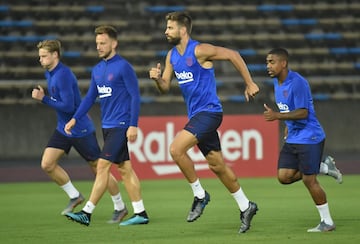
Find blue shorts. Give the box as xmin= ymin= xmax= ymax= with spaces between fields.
xmin=184 ymin=112 xmax=222 ymax=156
xmin=101 ymin=127 xmax=129 ymax=164
xmin=278 ymin=140 xmax=325 ymax=175
xmin=46 ymin=129 xmax=100 ymax=161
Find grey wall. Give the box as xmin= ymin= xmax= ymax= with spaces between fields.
xmin=0 ymin=100 xmax=358 ymax=159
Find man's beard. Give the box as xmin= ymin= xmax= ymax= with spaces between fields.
xmin=167 ymin=36 xmax=181 ymax=46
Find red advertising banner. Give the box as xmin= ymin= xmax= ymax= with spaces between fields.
xmin=111 ymin=115 xmax=279 ymax=180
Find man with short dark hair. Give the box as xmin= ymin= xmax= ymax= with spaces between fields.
xmin=149 ymin=12 xmax=259 ymax=234
xmin=264 ymin=47 xmax=342 ymax=232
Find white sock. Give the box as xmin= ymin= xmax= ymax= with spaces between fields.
xmin=231 ymin=187 xmax=250 ymax=212
xmin=132 ymin=200 xmax=145 ymax=214
xmin=82 ymin=201 xmax=96 ymax=214
xmin=316 ymin=202 xmax=334 ymax=225
xmin=319 ymin=161 xmax=328 ymax=174
xmin=111 ymin=193 xmax=125 ymax=211
xmin=190 ymin=179 xmax=205 ymax=199
xmin=61 ymin=181 xmax=80 ymax=199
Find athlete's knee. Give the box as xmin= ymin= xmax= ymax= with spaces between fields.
xmin=207 ymin=161 xmax=224 ymax=174
xmin=277 ymin=176 xmax=293 ymax=184
xmin=206 ymin=151 xmax=225 ymax=173
xmin=278 ymin=173 xmax=302 ymax=184
xmin=169 ymin=143 xmax=183 ymax=160
xmin=277 ymin=172 xmax=295 ymax=184
xmin=41 ymin=159 xmax=56 ymax=173
xmin=208 ymin=161 xmax=227 ymax=175
xmin=278 ymin=168 xmax=303 ymax=184
xmin=96 ymin=159 xmax=112 ymax=174
xmin=40 ymin=148 xmax=64 ymax=173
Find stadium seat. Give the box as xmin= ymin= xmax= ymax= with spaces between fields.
xmin=0 ymin=5 xmax=9 ymax=12
xmin=62 ymin=51 xmax=82 ymax=58
xmin=85 ymin=6 xmax=105 ymax=13
xmin=238 ymin=49 xmax=257 ymax=56
xmin=281 ymin=18 xmax=317 ymax=26
xmin=257 ymin=4 xmax=294 ymax=12
xmin=304 ymin=33 xmax=342 ymax=40
xmin=145 ymin=5 xmax=185 ymax=13
xmin=312 ymin=93 xmax=331 ymax=101
xmin=0 ymin=20 xmax=32 ymax=27
xmin=0 ymin=36 xmax=18 ymax=42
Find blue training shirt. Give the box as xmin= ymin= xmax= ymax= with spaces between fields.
xmin=42 ymin=62 xmax=95 ymax=137
xmin=73 ymin=54 xmax=140 ymax=129
xmin=274 ymin=70 xmax=325 ymax=144
xmin=170 ymin=39 xmax=222 ymax=119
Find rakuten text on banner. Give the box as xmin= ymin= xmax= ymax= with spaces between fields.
xmin=112 ymin=115 xmax=279 ymax=179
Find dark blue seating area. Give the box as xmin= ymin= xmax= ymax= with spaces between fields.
xmin=0 ymin=0 xmax=359 ymax=102
xmin=281 ymin=18 xmax=317 ymax=26
xmin=0 ymin=20 xmax=32 ymax=27
xmin=257 ymin=4 xmax=293 ymax=12
xmin=304 ymin=33 xmax=343 ymax=40
xmin=85 ymin=6 xmax=105 ymax=13
xmin=0 ymin=35 xmax=56 ymax=42
xmin=330 ymin=47 xmax=360 ymax=55
xmin=145 ymin=5 xmax=186 ymax=13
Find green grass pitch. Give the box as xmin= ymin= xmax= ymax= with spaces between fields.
xmin=0 ymin=175 xmax=359 ymax=244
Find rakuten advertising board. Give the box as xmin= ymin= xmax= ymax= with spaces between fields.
xmin=112 ymin=115 xmax=279 ymax=179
